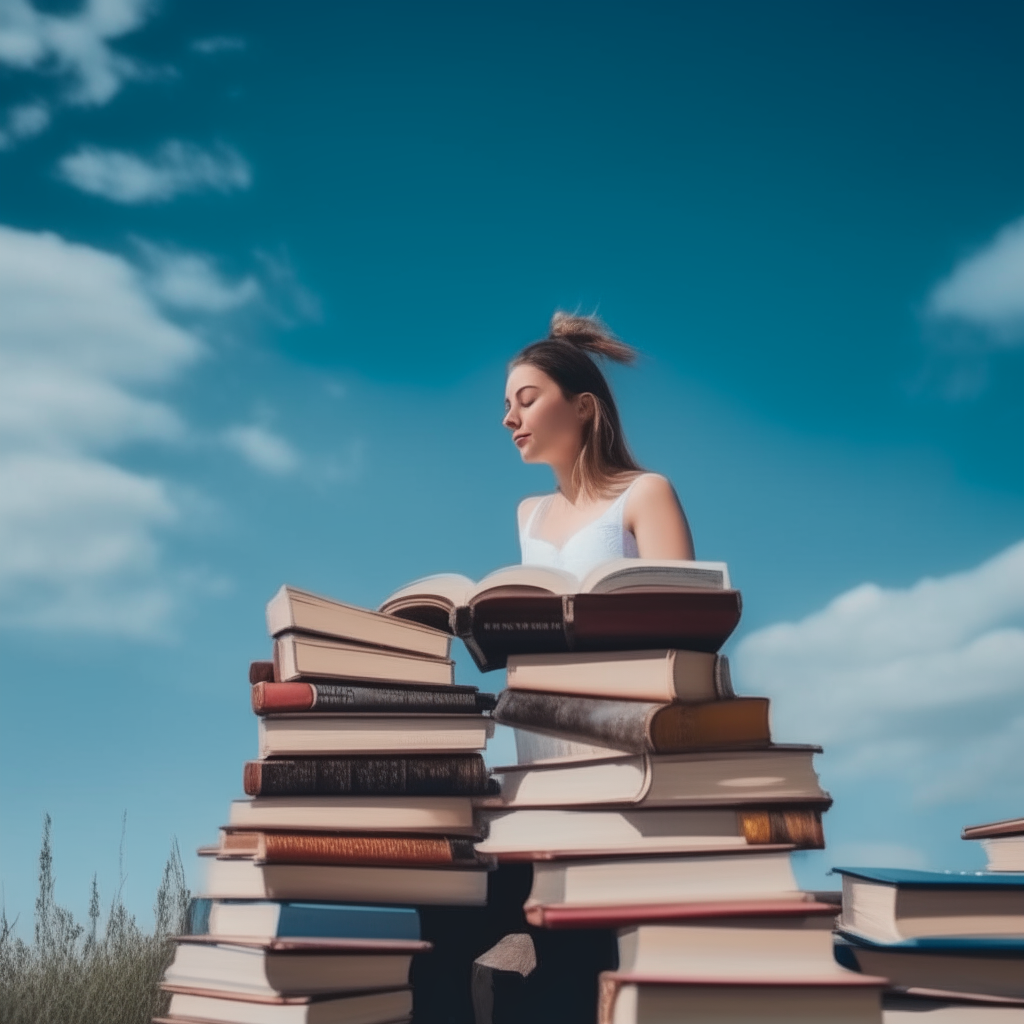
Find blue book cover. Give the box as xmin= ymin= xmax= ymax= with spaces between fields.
xmin=837 ymin=931 xmax=1024 ymax=955
xmin=832 ymin=866 xmax=1024 ymax=889
xmin=188 ymin=898 xmax=421 ymax=939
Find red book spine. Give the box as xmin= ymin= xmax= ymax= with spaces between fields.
xmin=251 ymin=681 xmax=314 ymax=714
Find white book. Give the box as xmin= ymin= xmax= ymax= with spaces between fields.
xmin=202 ymin=857 xmax=488 ymax=906
xmin=227 ymin=796 xmax=477 ymax=834
xmin=164 ymin=987 xmax=411 ymax=1024
xmin=258 ymin=714 xmax=493 ymax=757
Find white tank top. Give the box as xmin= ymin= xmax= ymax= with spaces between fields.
xmin=518 ymin=476 xmax=642 ymax=581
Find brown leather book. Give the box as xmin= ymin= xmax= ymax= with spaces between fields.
xmin=251 ymin=680 xmax=495 ymax=715
xmin=526 ymin=897 xmax=838 ymax=930
xmin=456 ymin=590 xmax=743 ymax=672
xmin=218 ymin=830 xmax=479 ymax=867
xmin=243 ymin=754 xmax=494 ymax=798
xmin=495 ymin=692 xmax=770 ymax=756
xmin=739 ymin=808 xmax=825 ymax=849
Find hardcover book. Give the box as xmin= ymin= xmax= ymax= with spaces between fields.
xmin=274 ymin=633 xmax=454 ymax=686
xmin=201 ymin=858 xmax=490 ymax=906
xmin=251 ymin=681 xmax=496 ymax=715
xmin=267 ymin=584 xmax=451 ymax=659
xmin=494 ymin=691 xmax=769 ymax=757
xmin=256 ymin=714 xmax=494 ymax=758
xmin=503 ymin=649 xmax=732 ymax=703
xmin=162 ymin=986 xmax=412 ymax=1024
xmin=188 ymin=900 xmax=422 ymax=941
xmin=486 ymin=746 xmax=827 ymax=808
xmin=163 ymin=935 xmax=429 ymax=997
xmin=243 ymin=755 xmax=493 ymax=798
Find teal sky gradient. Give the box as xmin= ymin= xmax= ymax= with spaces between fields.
xmin=1 ymin=0 xmax=1021 ymax=927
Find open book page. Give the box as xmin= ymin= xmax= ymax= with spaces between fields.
xmin=579 ymin=558 xmax=731 ymax=593
xmin=379 ymin=574 xmax=475 ymax=612
xmin=468 ymin=564 xmax=579 ymax=600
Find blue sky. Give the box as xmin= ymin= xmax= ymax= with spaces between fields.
xmin=1 ymin=0 xmax=1022 ymax=928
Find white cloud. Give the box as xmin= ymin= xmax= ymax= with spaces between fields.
xmin=0 ymin=99 xmax=51 ymax=149
xmin=134 ymin=240 xmax=261 ymax=313
xmin=926 ymin=216 xmax=1024 ymax=344
xmin=190 ymin=35 xmax=245 ymax=55
xmin=221 ymin=425 xmax=300 ymax=475
xmin=0 ymin=0 xmax=153 ymax=114
xmin=57 ymin=140 xmax=251 ymax=204
xmin=733 ymin=541 xmax=1024 ymax=804
xmin=0 ymin=224 xmax=201 ymax=636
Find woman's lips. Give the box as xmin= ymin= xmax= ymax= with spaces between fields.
xmin=515 ymin=434 xmax=531 ymax=448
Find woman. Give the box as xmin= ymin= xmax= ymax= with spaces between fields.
xmin=502 ymin=311 xmax=695 ymax=579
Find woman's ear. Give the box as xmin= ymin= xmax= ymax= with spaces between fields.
xmin=576 ymin=393 xmax=595 ymax=422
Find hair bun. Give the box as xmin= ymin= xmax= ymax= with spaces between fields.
xmin=548 ymin=310 xmax=637 ymax=365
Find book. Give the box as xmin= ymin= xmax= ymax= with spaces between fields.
xmin=188 ymin=900 xmax=421 ymax=941
xmin=524 ymin=896 xmax=838 ymax=930
xmin=380 ymin=558 xmax=732 ymax=623
xmin=274 ymin=633 xmax=454 ymax=686
xmin=215 ymin=831 xmax=479 ymax=868
xmin=266 ymin=584 xmax=451 ymax=659
xmin=251 ymin=681 xmax=496 ymax=716
xmin=380 ymin=564 xmax=741 ymax=672
xmin=494 ymin=692 xmax=769 ymax=757
xmin=525 ymin=848 xmax=801 ymax=909
xmin=838 ymin=934 xmax=1024 ymax=1001
xmin=883 ymin=990 xmax=1024 ymax=1021
xmin=617 ymin=914 xmax=855 ymax=980
xmin=503 ymin=649 xmax=732 ymax=703
xmin=251 ymin=660 xmax=276 ymax=683
xmin=475 ymin=806 xmax=826 ymax=859
xmin=227 ymin=796 xmax=478 ymax=834
xmin=243 ymin=756 xmax=493 ymax=798
xmin=963 ymin=817 xmax=1024 ymax=872
xmin=162 ymin=986 xmax=412 ymax=1024
xmin=201 ymin=858 xmax=490 ymax=906
xmin=456 ymin=590 xmax=743 ymax=672
xmin=256 ymin=715 xmax=494 ymax=758
xmin=597 ymin=973 xmax=885 ymax=1024
xmin=486 ymin=746 xmax=827 ymax=808
xmin=163 ymin=935 xmax=429 ymax=997
xmin=835 ymin=867 xmax=1024 ymax=943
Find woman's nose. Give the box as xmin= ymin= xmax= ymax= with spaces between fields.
xmin=502 ymin=407 xmax=518 ymax=429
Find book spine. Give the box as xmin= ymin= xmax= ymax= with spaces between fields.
xmin=494 ymin=690 xmax=652 ymax=752
xmin=250 ymin=660 xmax=276 ymax=684
xmin=243 ymin=755 xmax=493 ymax=797
xmin=715 ymin=655 xmax=734 ymax=699
xmin=258 ymin=833 xmax=478 ymax=866
xmin=251 ymin=681 xmax=489 ymax=715
xmin=739 ymin=809 xmax=825 ymax=850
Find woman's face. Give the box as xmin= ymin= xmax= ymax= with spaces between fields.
xmin=503 ymin=362 xmax=587 ymax=466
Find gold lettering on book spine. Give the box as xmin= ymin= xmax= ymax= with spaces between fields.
xmin=562 ymin=594 xmax=575 ymax=650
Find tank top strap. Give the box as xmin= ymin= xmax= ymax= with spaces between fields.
xmin=520 ymin=494 xmax=552 ymax=540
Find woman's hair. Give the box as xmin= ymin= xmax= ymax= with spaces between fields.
xmin=510 ymin=311 xmax=644 ymax=499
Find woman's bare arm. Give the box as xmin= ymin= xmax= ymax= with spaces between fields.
xmin=626 ymin=473 xmax=695 ymax=560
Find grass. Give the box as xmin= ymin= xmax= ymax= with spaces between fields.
xmin=0 ymin=814 xmax=191 ymax=1024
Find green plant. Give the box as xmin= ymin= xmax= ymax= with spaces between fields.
xmin=0 ymin=814 xmax=190 ymax=1024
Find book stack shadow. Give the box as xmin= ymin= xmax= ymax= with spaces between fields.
xmin=835 ymin=814 xmax=1024 ymax=1022
xmin=154 ymin=586 xmax=497 ymax=1024
xmin=457 ymin=560 xmax=890 ymax=1024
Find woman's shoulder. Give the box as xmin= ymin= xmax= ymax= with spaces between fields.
xmin=619 ymin=471 xmax=676 ymax=500
xmin=516 ymin=493 xmax=549 ymax=530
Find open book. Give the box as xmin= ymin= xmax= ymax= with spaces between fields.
xmin=379 ymin=559 xmax=740 ymax=671
xmin=380 ymin=558 xmax=730 ymax=627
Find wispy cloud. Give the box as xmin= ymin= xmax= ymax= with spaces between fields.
xmin=134 ymin=240 xmax=261 ymax=313
xmin=0 ymin=223 xmax=200 ymax=636
xmin=221 ymin=424 xmax=300 ymax=475
xmin=733 ymin=541 xmax=1024 ymax=805
xmin=190 ymin=35 xmax=245 ymax=55
xmin=0 ymin=0 xmax=157 ymax=146
xmin=57 ymin=140 xmax=251 ymax=204
xmin=926 ymin=215 xmax=1024 ymax=345
xmin=0 ymin=99 xmax=51 ymax=150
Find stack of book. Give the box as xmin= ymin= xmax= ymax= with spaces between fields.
xmin=380 ymin=559 xmax=887 ymax=1023
xmin=155 ymin=585 xmax=497 ymax=1024
xmin=834 ymin=815 xmax=1024 ymax=1021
